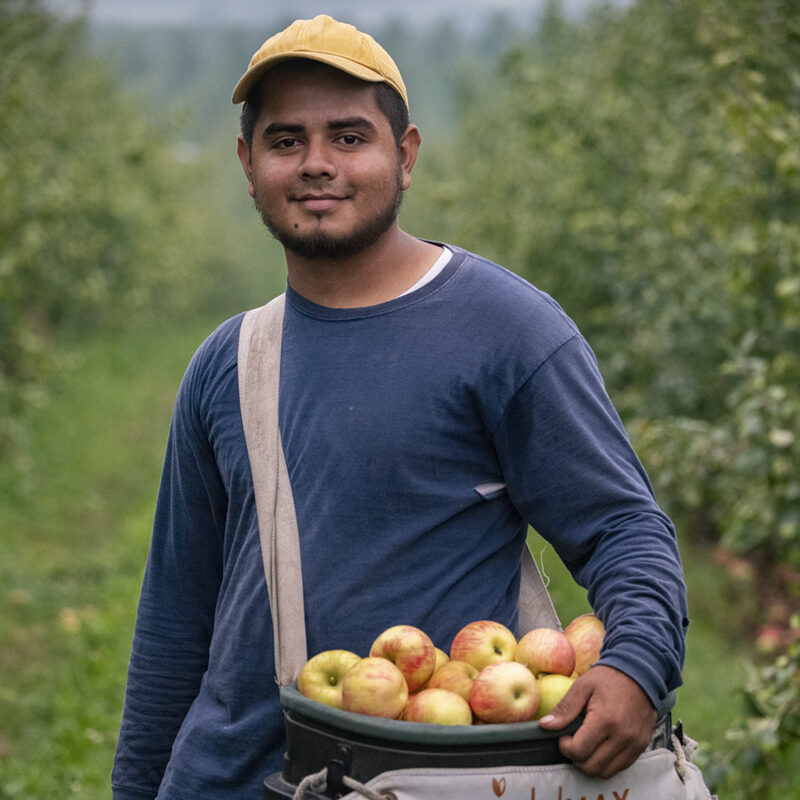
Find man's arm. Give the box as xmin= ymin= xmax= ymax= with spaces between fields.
xmin=494 ymin=334 xmax=688 ymax=774
xmin=112 ymin=368 xmax=225 ymax=799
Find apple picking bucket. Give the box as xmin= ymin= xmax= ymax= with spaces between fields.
xmin=262 ymin=684 xmax=677 ymax=799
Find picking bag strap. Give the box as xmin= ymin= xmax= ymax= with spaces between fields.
xmin=519 ymin=542 xmax=562 ymax=632
xmin=238 ymin=294 xmax=308 ymax=685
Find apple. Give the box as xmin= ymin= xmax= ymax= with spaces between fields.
xmin=515 ymin=627 xmax=576 ymax=677
xmin=403 ymin=688 xmax=473 ymax=725
xmin=534 ymin=673 xmax=575 ymax=719
xmin=341 ymin=656 xmax=409 ymax=719
xmin=469 ymin=661 xmax=540 ymax=723
xmin=370 ymin=625 xmax=437 ymax=692
xmin=425 ymin=659 xmax=479 ymax=702
xmin=433 ymin=647 xmax=450 ymax=672
xmin=563 ymin=613 xmax=605 ymax=675
xmin=449 ymin=620 xmax=518 ymax=671
xmin=413 ymin=647 xmax=451 ymax=693
xmin=296 ymin=649 xmax=362 ymax=709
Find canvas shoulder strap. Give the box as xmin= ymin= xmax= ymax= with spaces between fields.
xmin=519 ymin=543 xmax=562 ymax=632
xmin=237 ymin=293 xmax=561 ymax=684
xmin=238 ymin=294 xmax=308 ymax=685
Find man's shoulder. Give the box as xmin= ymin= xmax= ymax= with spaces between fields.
xmin=446 ymin=245 xmax=580 ymax=338
xmin=176 ymin=310 xmax=249 ymax=407
xmin=189 ymin=311 xmax=246 ymax=370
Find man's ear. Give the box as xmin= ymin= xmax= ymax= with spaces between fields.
xmin=236 ymin=135 xmax=255 ymax=198
xmin=398 ymin=124 xmax=422 ymax=191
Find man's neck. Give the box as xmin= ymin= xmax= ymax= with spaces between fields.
xmin=284 ymin=227 xmax=443 ymax=308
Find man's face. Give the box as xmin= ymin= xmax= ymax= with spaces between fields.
xmin=238 ymin=63 xmax=415 ymax=261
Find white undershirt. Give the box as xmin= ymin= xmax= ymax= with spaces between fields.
xmin=396 ymin=246 xmax=452 ymax=298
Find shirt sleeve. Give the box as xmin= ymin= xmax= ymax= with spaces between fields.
xmin=111 ymin=354 xmax=226 ymax=799
xmin=493 ymin=334 xmax=689 ymax=707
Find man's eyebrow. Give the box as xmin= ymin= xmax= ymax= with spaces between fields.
xmin=263 ymin=121 xmax=304 ymax=137
xmin=262 ymin=117 xmax=376 ymax=138
xmin=327 ymin=116 xmax=376 ymax=133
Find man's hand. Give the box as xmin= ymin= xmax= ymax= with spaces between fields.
xmin=538 ymin=665 xmax=657 ymax=779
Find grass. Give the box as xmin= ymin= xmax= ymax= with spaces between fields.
xmin=0 ymin=316 xmax=776 ymax=798
xmin=0 ymin=318 xmax=215 ymax=799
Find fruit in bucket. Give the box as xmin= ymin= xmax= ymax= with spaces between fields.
xmin=296 ymin=649 xmax=362 ymax=710
xmin=404 ymin=688 xmax=473 ymax=725
xmin=414 ymin=647 xmax=451 ymax=692
xmin=469 ymin=661 xmax=540 ymax=723
xmin=425 ymin=659 xmax=478 ymax=702
xmin=449 ymin=620 xmax=517 ymax=671
xmin=296 ymin=611 xmax=603 ymax=726
xmin=563 ymin=613 xmax=605 ymax=675
xmin=370 ymin=624 xmax=438 ymax=692
xmin=534 ymin=673 xmax=576 ymax=719
xmin=340 ymin=656 xmax=409 ymax=719
xmin=515 ymin=628 xmax=576 ymax=677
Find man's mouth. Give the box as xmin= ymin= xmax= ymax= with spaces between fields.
xmin=294 ymin=193 xmax=347 ymax=212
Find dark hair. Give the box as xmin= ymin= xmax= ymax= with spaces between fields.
xmin=373 ymin=82 xmax=410 ymax=145
xmin=239 ymin=62 xmax=409 ymax=150
xmin=240 ymin=96 xmax=261 ymax=150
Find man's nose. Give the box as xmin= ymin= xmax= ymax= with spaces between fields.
xmin=300 ymin=138 xmax=336 ymax=180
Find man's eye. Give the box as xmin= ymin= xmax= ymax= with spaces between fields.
xmin=339 ymin=134 xmax=362 ymax=145
xmin=275 ymin=138 xmax=299 ymax=149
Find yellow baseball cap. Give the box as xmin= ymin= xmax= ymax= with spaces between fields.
xmin=231 ymin=14 xmax=408 ymax=108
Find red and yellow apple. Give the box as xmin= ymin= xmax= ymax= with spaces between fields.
xmin=449 ymin=620 xmax=518 ymax=671
xmin=534 ymin=673 xmax=575 ymax=719
xmin=403 ymin=688 xmax=473 ymax=725
xmin=340 ymin=656 xmax=409 ymax=719
xmin=563 ymin=613 xmax=605 ymax=675
xmin=296 ymin=649 xmax=362 ymax=709
xmin=413 ymin=647 xmax=451 ymax=693
xmin=469 ymin=661 xmax=540 ymax=723
xmin=425 ymin=659 xmax=479 ymax=702
xmin=515 ymin=627 xmax=576 ymax=677
xmin=370 ymin=624 xmax=437 ymax=692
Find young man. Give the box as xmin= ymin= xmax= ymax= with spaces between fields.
xmin=112 ymin=15 xmax=688 ymax=800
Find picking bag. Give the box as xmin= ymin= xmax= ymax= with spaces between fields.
xmin=261 ymin=685 xmax=712 ymax=800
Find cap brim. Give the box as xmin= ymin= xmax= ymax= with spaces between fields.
xmin=232 ymin=52 xmax=395 ymax=104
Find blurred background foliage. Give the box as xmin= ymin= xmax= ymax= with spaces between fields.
xmin=0 ymin=0 xmax=278 ymax=466
xmin=1 ymin=0 xmax=799 ymax=797
xmin=406 ymin=0 xmax=800 ymax=578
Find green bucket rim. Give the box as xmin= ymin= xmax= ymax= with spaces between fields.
xmin=282 ymin=683 xmax=675 ymax=746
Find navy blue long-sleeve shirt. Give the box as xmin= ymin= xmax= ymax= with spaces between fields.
xmin=112 ymin=245 xmax=688 ymax=799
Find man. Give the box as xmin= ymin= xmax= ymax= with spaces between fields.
xmin=112 ymin=15 xmax=688 ymax=800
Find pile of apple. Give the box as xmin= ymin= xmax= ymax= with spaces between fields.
xmin=296 ymin=614 xmax=604 ymax=726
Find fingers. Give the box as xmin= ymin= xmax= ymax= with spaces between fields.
xmin=538 ymin=665 xmax=657 ymax=779
xmin=538 ymin=680 xmax=589 ymax=730
xmin=558 ymin=715 xmax=651 ymax=778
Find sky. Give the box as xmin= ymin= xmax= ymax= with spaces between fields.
xmin=46 ymin=0 xmax=606 ymax=30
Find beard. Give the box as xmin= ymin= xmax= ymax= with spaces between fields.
xmin=253 ymin=176 xmax=405 ymax=261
